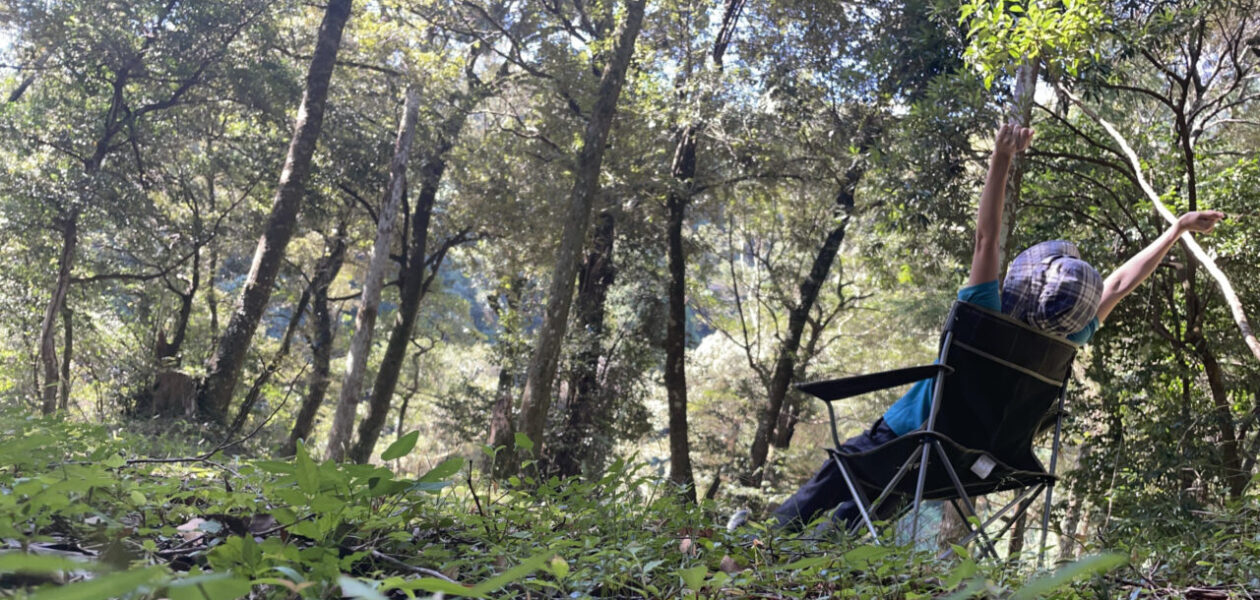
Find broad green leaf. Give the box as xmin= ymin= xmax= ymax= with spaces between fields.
xmin=380 ymin=431 xmax=419 ymax=461
xmin=678 ymin=566 xmax=707 ymax=591
xmin=549 ymin=555 xmax=569 ymax=579
xmin=514 ymin=432 xmax=534 ymax=452
xmin=1010 ymin=553 xmax=1128 ymax=600
xmin=28 ymin=566 xmax=167 ymax=600
xmin=418 ymin=456 xmax=465 ymax=483
xmin=469 ymin=552 xmax=550 ymax=595
xmin=295 ymin=440 xmax=319 ymax=494
xmin=168 ymin=574 xmax=252 ymax=600
xmin=338 ymin=575 xmax=388 ymax=600
xmin=0 ymin=553 xmax=98 ymax=574
xmin=395 ymin=577 xmax=486 ymax=598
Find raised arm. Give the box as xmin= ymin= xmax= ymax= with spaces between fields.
xmin=969 ymin=123 xmax=1034 ymax=286
xmin=1095 ymin=210 xmax=1225 ymax=322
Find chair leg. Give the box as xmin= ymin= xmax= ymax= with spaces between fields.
xmin=910 ymin=442 xmax=932 ymax=546
xmin=1038 ymin=483 xmax=1055 ymax=569
xmin=867 ymin=451 xmax=920 ymax=518
xmin=953 ymin=484 xmax=1043 ymax=551
xmin=832 ymin=454 xmax=880 ymax=542
xmin=931 ymin=441 xmax=999 ymax=559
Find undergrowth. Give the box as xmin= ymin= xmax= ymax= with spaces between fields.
xmin=0 ymin=411 xmax=1223 ymax=599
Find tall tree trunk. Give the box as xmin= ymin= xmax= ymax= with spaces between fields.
xmin=281 ymin=226 xmax=348 ymax=458
xmin=1198 ymin=341 xmax=1247 ymax=499
xmin=657 ymin=0 xmax=747 ymax=496
xmin=998 ymin=60 xmax=1040 ymax=268
xmin=39 ymin=211 xmax=77 ymax=414
xmin=162 ymin=249 xmax=200 ymax=362
xmin=743 ymin=172 xmax=859 ymax=486
xmin=772 ymin=317 xmax=827 ymax=448
xmin=229 ymin=284 xmax=312 ymax=438
xmin=199 ymin=0 xmax=353 ymax=421
xmin=665 ymin=185 xmax=696 ymax=500
xmin=516 ymin=0 xmax=647 ymax=457
xmin=554 ymin=208 xmax=616 ymax=478
xmin=347 ymin=121 xmax=464 ymax=465
xmin=327 ymin=86 xmax=420 ymax=462
xmin=58 ymin=307 xmax=72 ymax=413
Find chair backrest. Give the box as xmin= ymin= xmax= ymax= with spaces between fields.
xmin=929 ymin=302 xmax=1077 ymax=468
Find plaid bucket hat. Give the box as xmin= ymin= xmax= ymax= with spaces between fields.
xmin=1001 ymin=240 xmax=1103 ymax=335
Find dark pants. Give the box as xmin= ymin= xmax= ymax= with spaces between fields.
xmin=771 ymin=418 xmax=901 ymax=533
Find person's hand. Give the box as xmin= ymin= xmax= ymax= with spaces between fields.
xmin=994 ymin=122 xmax=1034 ymax=158
xmin=1176 ymin=210 xmax=1226 ymax=234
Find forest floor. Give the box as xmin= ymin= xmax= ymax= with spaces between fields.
xmin=2 ymin=413 xmax=1259 ymax=599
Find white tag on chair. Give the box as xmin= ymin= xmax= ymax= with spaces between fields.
xmin=971 ymin=455 xmax=996 ymax=479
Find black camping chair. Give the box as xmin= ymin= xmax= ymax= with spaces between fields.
xmin=796 ymin=301 xmax=1076 ymax=565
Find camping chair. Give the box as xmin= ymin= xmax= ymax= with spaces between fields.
xmin=796 ymin=301 xmax=1076 ymax=566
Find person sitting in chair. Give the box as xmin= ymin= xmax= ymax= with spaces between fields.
xmin=768 ymin=122 xmax=1225 ymax=534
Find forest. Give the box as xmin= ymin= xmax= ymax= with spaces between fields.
xmin=0 ymin=0 xmax=1258 ymax=597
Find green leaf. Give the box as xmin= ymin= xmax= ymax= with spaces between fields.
xmin=380 ymin=431 xmax=419 ymax=461
xmin=549 ymin=555 xmax=569 ymax=579
xmin=295 ymin=440 xmax=319 ymax=494
xmin=28 ymin=566 xmax=167 ymax=600
xmin=0 ymin=554 xmax=98 ymax=574
xmin=168 ymin=574 xmax=253 ymax=600
xmin=678 ymin=566 xmax=707 ymax=591
xmin=1010 ymin=553 xmax=1128 ymax=600
xmin=338 ymin=575 xmax=388 ymax=600
xmin=418 ymin=456 xmax=465 ymax=484
xmin=469 ymin=552 xmax=550 ymax=595
xmin=395 ymin=577 xmax=486 ymax=598
xmin=514 ymin=433 xmax=534 ymax=452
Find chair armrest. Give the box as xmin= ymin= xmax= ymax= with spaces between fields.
xmin=795 ymin=364 xmax=953 ymax=403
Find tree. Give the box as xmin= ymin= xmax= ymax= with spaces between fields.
xmin=516 ymin=0 xmax=648 ymax=458
xmin=199 ymin=0 xmax=354 ymax=421
xmin=326 ymin=86 xmax=419 ymax=461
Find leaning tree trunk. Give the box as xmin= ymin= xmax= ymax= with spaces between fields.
xmin=281 ymin=227 xmax=348 ymax=458
xmin=516 ymin=0 xmax=647 ymax=458
xmin=199 ymin=0 xmax=353 ymax=422
xmin=39 ymin=211 xmax=77 ymax=414
xmin=554 ymin=208 xmax=617 ymax=478
xmin=743 ymin=170 xmax=860 ymax=486
xmin=327 ymin=86 xmax=420 ymax=462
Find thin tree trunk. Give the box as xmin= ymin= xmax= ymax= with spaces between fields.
xmin=347 ymin=123 xmax=463 ymax=465
xmin=39 ymin=211 xmax=77 ymax=414
xmin=1198 ymin=343 xmax=1247 ymax=499
xmin=327 ymin=86 xmax=420 ymax=462
xmin=555 ymin=208 xmax=617 ymax=478
xmin=163 ymin=249 xmax=200 ymax=362
xmin=207 ymin=247 xmax=220 ymax=338
xmin=487 ymin=279 xmax=525 ymax=478
xmin=743 ymin=173 xmax=859 ymax=486
xmin=516 ymin=0 xmax=647 ymax=457
xmin=998 ymin=61 xmax=1039 ymax=268
xmin=199 ymin=0 xmax=353 ymax=421
xmin=58 ymin=307 xmax=72 ymax=412
xmin=229 ymin=284 xmax=312 ymax=438
xmin=1008 ymin=513 xmax=1027 ymax=558
xmin=665 ymin=177 xmax=697 ymax=500
xmin=281 ymin=226 xmax=348 ymax=458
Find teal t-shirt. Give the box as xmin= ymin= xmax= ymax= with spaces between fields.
xmin=880 ymin=280 xmax=1099 ymax=435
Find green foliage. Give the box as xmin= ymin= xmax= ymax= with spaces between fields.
xmin=960 ymin=0 xmax=1106 ymax=85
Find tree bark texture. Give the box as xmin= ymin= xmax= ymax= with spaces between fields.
xmin=743 ymin=171 xmax=859 ymax=486
xmin=327 ymin=86 xmax=421 ymax=462
xmin=199 ymin=0 xmax=353 ymax=421
xmin=516 ymin=0 xmax=647 ymax=457
xmin=554 ymin=208 xmax=616 ymax=478
xmin=40 ymin=212 xmax=77 ymax=414
xmin=665 ymin=126 xmax=699 ymax=500
xmin=229 ymin=284 xmax=311 ymax=438
xmin=282 ymin=229 xmax=348 ymax=458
